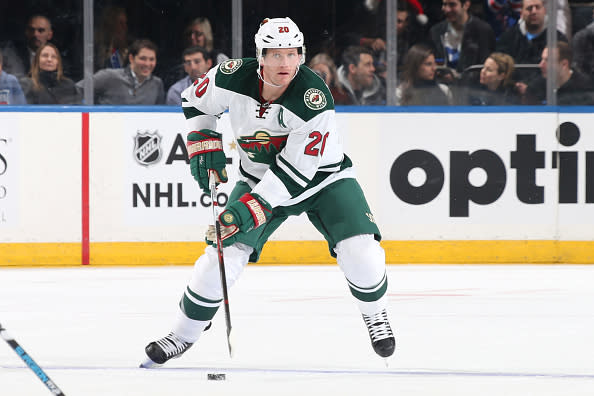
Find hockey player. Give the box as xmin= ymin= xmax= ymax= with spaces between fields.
xmin=140 ymin=17 xmax=395 ymax=368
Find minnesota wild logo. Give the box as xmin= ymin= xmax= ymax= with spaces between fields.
xmin=237 ymin=130 xmax=288 ymax=164
xmin=304 ymin=88 xmax=327 ymax=110
xmin=220 ymin=59 xmax=243 ymax=74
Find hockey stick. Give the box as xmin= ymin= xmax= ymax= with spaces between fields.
xmin=209 ymin=171 xmax=234 ymax=358
xmin=0 ymin=322 xmax=66 ymax=395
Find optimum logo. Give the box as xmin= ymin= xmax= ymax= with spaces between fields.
xmin=390 ymin=122 xmax=594 ymax=217
xmin=133 ymin=130 xmax=162 ymax=166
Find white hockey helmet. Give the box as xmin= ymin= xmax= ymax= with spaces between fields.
xmin=254 ymin=17 xmax=306 ymax=65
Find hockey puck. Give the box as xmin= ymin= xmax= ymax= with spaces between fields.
xmin=207 ymin=373 xmax=226 ymax=381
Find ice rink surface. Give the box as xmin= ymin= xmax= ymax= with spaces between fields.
xmin=1 ymin=264 xmax=594 ymax=396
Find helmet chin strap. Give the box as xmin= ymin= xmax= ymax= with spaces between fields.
xmin=257 ymin=60 xmax=300 ymax=88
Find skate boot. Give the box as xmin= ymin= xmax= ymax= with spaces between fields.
xmin=140 ymin=333 xmax=194 ymax=368
xmin=140 ymin=322 xmax=211 ymax=368
xmin=362 ymin=309 xmax=395 ymax=358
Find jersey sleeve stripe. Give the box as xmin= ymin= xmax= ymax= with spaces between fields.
xmin=182 ymin=106 xmax=206 ymax=120
xmin=239 ymin=163 xmax=262 ymax=184
xmin=277 ymin=154 xmax=310 ymax=185
xmin=270 ymin=162 xmax=307 ymax=197
xmin=318 ymin=157 xmax=345 ymax=172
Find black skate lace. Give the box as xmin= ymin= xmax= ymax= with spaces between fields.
xmin=363 ymin=310 xmax=393 ymax=341
xmin=155 ymin=333 xmax=189 ymax=358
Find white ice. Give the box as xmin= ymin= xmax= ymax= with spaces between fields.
xmin=1 ymin=264 xmax=594 ymax=396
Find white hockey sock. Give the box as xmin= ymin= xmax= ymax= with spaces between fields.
xmin=172 ymin=242 xmax=253 ymax=343
xmin=171 ymin=309 xmax=211 ymax=343
xmin=357 ymin=294 xmax=388 ymax=316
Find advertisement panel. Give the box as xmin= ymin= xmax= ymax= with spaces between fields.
xmin=554 ymin=113 xmax=594 ymax=239
xmin=124 ymin=113 xmax=239 ymax=226
xmin=91 ymin=112 xmax=317 ymax=242
xmin=0 ymin=112 xmax=81 ymax=242
xmin=0 ymin=117 xmax=19 ymax=228
xmin=368 ymin=112 xmax=594 ymax=240
xmin=1 ymin=108 xmax=592 ymax=265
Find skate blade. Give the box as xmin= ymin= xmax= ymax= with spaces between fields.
xmin=139 ymin=357 xmax=162 ymax=369
xmin=383 ymin=354 xmax=395 ymax=367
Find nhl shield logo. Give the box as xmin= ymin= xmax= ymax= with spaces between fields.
xmin=133 ymin=130 xmax=162 ymax=166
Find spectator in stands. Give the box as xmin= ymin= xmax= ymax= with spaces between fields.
xmin=184 ymin=17 xmax=229 ymax=65
xmin=485 ymin=0 xmax=522 ymax=38
xmin=19 ymin=43 xmax=80 ymax=104
xmin=496 ymin=0 xmax=567 ymax=64
xmin=334 ymin=45 xmax=385 ymax=105
xmin=166 ymin=46 xmax=212 ymax=106
xmin=308 ymin=53 xmax=338 ymax=89
xmin=572 ymin=11 xmax=594 ymax=80
xmin=384 ymin=3 xmax=428 ymax=78
xmin=394 ymin=3 xmax=429 ymax=69
xmin=163 ymin=16 xmax=229 ymax=90
xmin=460 ymin=52 xmax=520 ymax=105
xmin=78 ymin=39 xmax=164 ymax=105
xmin=396 ymin=44 xmax=454 ymax=105
xmin=486 ymin=0 xmax=571 ymax=39
xmin=429 ymin=0 xmax=496 ymax=77
xmin=338 ymin=0 xmax=428 ymax=79
xmin=308 ymin=52 xmax=356 ymax=108
xmin=0 ymin=49 xmax=27 ymax=104
xmin=521 ymin=42 xmax=594 ymax=105
xmin=95 ymin=6 xmax=130 ymax=70
xmin=571 ymin=2 xmax=593 ymax=34
xmin=1 ymin=15 xmax=54 ymax=78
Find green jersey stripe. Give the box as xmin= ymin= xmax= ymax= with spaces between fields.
xmin=183 ymin=106 xmax=206 ymax=120
xmin=277 ymin=155 xmax=310 ymax=185
xmin=239 ymin=163 xmax=262 ymax=184
xmin=267 ymin=154 xmax=354 ymax=198
xmin=319 ymin=157 xmax=345 ymax=171
xmin=270 ymin=162 xmax=307 ymax=197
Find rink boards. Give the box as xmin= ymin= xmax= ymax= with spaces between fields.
xmin=0 ymin=106 xmax=593 ymax=265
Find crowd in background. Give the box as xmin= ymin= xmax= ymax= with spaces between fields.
xmin=0 ymin=0 xmax=592 ymax=106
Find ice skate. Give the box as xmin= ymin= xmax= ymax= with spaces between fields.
xmin=362 ymin=309 xmax=395 ymax=359
xmin=140 ymin=332 xmax=194 ymax=368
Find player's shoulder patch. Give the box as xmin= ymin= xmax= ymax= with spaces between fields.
xmin=279 ymin=66 xmax=334 ymax=121
xmin=215 ymin=58 xmax=258 ymax=97
xmin=219 ymin=58 xmax=243 ymax=74
xmin=303 ymin=88 xmax=328 ymax=111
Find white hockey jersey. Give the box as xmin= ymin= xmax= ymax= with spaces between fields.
xmin=181 ymin=58 xmax=355 ymax=208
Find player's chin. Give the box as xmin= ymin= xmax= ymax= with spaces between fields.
xmin=275 ymin=75 xmax=292 ymax=85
